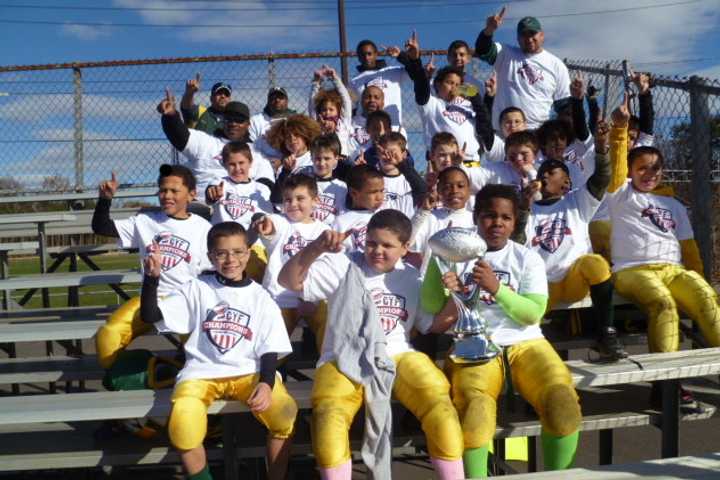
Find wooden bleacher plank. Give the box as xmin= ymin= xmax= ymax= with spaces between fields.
xmin=0 ymin=269 xmax=140 ymax=290
xmin=0 ymin=319 xmax=104 ymax=343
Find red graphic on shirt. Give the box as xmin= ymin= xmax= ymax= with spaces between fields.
xmin=442 ymin=98 xmax=474 ymax=125
xmin=221 ymin=193 xmax=255 ymax=220
xmin=370 ymin=289 xmax=408 ymax=334
xmin=349 ymin=225 xmax=368 ymax=251
xmin=517 ymin=61 xmax=544 ymax=85
xmin=462 ymin=270 xmax=512 ymax=305
xmin=203 ymin=301 xmax=253 ymax=354
xmin=642 ymin=205 xmax=676 ymax=233
xmin=282 ymin=232 xmax=309 ymax=258
xmin=352 ymin=126 xmax=371 ymax=145
xmin=532 ymin=217 xmax=572 ymax=254
xmin=313 ymin=194 xmax=338 ymax=222
xmin=148 ymin=232 xmax=192 ymax=271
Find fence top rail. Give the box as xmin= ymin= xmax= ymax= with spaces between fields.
xmin=0 ymin=188 xmax=157 ymax=205
xmin=0 ymin=49 xmax=450 ymax=73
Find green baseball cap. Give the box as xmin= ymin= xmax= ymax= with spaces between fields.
xmin=517 ymin=16 xmax=542 ymax=35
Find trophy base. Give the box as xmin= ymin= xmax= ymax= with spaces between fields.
xmin=449 ymin=335 xmax=501 ymax=364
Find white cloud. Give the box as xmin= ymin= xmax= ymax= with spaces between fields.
xmin=61 ymin=24 xmax=111 ymax=41
xmin=0 ymin=94 xmax=157 ymax=122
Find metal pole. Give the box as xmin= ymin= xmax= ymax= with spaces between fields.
xmin=602 ymin=62 xmax=611 ymax=119
xmin=688 ymin=75 xmax=713 ymax=278
xmin=72 ymin=67 xmax=84 ymax=191
xmin=337 ymin=0 xmax=349 ymax=84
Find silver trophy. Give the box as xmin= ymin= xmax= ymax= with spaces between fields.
xmin=428 ymin=227 xmax=501 ymax=363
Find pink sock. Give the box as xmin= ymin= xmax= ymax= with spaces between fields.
xmin=431 ymin=457 xmax=465 ymax=480
xmin=319 ymin=459 xmax=352 ymax=480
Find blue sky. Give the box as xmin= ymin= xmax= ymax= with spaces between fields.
xmin=2 ymin=0 xmax=720 ymax=78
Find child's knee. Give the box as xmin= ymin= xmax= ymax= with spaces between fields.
xmin=169 ymin=397 xmax=208 ymax=450
xmin=461 ymin=393 xmax=498 ymax=449
xmin=97 ymin=297 xmax=151 ymax=368
xmin=262 ymin=390 xmax=298 ymax=439
xmin=577 ymin=254 xmax=611 ymax=285
xmin=539 ymin=384 xmax=581 ymax=437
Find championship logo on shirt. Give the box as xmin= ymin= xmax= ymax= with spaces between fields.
xmin=313 ymin=194 xmax=338 ymax=222
xmin=282 ymin=232 xmax=308 ymax=258
xmin=202 ymin=301 xmax=253 ymax=354
xmin=532 ymin=217 xmax=572 ymax=253
xmin=350 ymin=225 xmax=368 ymax=250
xmin=353 ymin=126 xmax=371 ymax=145
xmin=641 ymin=205 xmax=676 ymax=233
xmin=222 ymin=193 xmax=255 ymax=220
xmin=517 ymin=61 xmax=544 ymax=85
xmin=462 ymin=270 xmax=512 ymax=305
xmin=366 ymin=77 xmax=389 ymax=90
xmin=370 ymin=288 xmax=408 ymax=333
xmin=442 ymin=99 xmax=474 ymax=125
xmin=384 ymin=191 xmax=399 ymax=202
xmin=148 ymin=232 xmax=192 ymax=271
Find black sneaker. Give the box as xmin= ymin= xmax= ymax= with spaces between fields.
xmin=597 ymin=327 xmax=628 ymax=360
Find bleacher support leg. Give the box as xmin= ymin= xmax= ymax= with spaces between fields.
xmin=222 ymin=413 xmax=240 ymax=480
xmin=527 ymin=435 xmax=537 ymax=472
xmin=599 ymin=429 xmax=613 ymax=465
xmin=660 ymin=379 xmax=680 ymax=458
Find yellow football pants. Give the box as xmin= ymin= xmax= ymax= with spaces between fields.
xmin=169 ymin=374 xmax=298 ymax=450
xmin=589 ymin=220 xmax=611 ymax=262
xmin=311 ymin=351 xmax=464 ymax=468
xmin=281 ymin=302 xmax=327 ymax=353
xmin=614 ymin=264 xmax=720 ymax=352
xmin=96 ymin=296 xmax=152 ymax=369
xmin=448 ymin=338 xmax=581 ymax=449
xmin=246 ymin=243 xmax=268 ymax=284
xmin=548 ymin=254 xmax=611 ymax=310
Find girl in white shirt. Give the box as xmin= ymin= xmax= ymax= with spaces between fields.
xmin=264 ymin=114 xmax=321 ymax=174
xmin=308 ymin=66 xmax=353 ymax=157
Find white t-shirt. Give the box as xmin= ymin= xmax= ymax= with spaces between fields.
xmin=332 ymin=209 xmax=376 ymax=253
xmin=418 ymin=95 xmax=481 ymax=161
xmin=411 ymin=207 xmax=475 ymax=274
xmin=303 ymin=251 xmax=431 ymax=365
xmin=608 ymin=182 xmax=693 ymax=272
xmin=261 ymin=214 xmax=330 ymax=308
xmin=313 ymin=178 xmax=348 ymax=226
xmin=486 ymin=134 xmax=506 ymax=163
xmin=209 ymin=177 xmax=273 ymax=228
xmin=350 ymin=65 xmax=409 ymax=129
xmin=382 ymin=173 xmax=415 ymax=219
xmin=450 ymin=241 xmax=547 ymax=346
xmin=347 ymin=115 xmax=408 ymax=162
xmin=181 ymin=129 xmax=275 ymax=196
xmin=492 ymin=44 xmax=571 ymax=130
xmin=157 ymin=274 xmax=291 ymax=383
xmin=525 ymin=186 xmax=600 ymax=282
xmin=114 ymin=211 xmax=212 ymax=296
xmin=463 ymin=162 xmax=536 ymax=194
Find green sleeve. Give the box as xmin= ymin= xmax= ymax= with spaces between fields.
xmin=421 ymin=257 xmax=450 ymax=314
xmin=494 ymin=284 xmax=547 ymax=326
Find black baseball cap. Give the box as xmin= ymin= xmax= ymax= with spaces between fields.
xmin=223 ymin=101 xmax=250 ymax=122
xmin=517 ymin=16 xmax=542 ymax=35
xmin=268 ymin=87 xmax=288 ymax=99
xmin=211 ymin=82 xmax=232 ymax=96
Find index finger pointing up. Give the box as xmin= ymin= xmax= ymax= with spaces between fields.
xmin=498 ymin=6 xmax=507 ymax=19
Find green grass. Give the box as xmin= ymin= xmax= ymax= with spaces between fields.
xmin=7 ymin=252 xmax=141 ymax=309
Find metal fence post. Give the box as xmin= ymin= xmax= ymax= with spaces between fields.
xmin=72 ymin=67 xmax=84 ymax=191
xmin=688 ymin=75 xmax=713 ymax=278
xmin=602 ymin=62 xmax=611 ymax=119
xmin=267 ymin=55 xmax=276 ymax=90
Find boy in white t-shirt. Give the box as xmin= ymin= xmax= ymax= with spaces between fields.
xmin=422 ymin=184 xmax=581 ymax=478
xmin=278 ymin=209 xmax=465 ymax=479
xmin=140 ymin=222 xmax=297 ymax=480
xmin=519 ymin=121 xmax=626 ymax=360
xmin=331 ymin=165 xmax=386 ymax=252
xmin=253 ymin=174 xmax=330 ymax=351
xmin=205 ymin=142 xmax=273 ymax=282
xmin=92 ymin=165 xmax=212 ymax=370
xmin=482 ymin=106 xmax=529 ymax=163
xmin=376 ymin=131 xmax=427 ymax=219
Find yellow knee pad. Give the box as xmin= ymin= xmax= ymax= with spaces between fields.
xmin=311 ymin=398 xmax=355 ymax=467
xmin=169 ymin=396 xmax=208 ymax=451
xmin=459 ymin=393 xmax=498 ymax=449
xmin=576 ymin=254 xmax=611 ymax=286
xmin=589 ymin=220 xmax=611 ymax=262
xmin=96 ymin=297 xmax=152 ymax=369
xmin=539 ymin=383 xmax=581 ymax=437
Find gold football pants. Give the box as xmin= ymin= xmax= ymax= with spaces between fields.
xmin=281 ymin=302 xmax=327 ymax=353
xmin=169 ymin=374 xmax=297 ymax=450
xmin=96 ymin=296 xmax=152 ymax=369
xmin=548 ymin=254 xmax=611 ymax=309
xmin=614 ymin=263 xmax=720 ymax=352
xmin=311 ymin=350 xmax=464 ymax=468
xmin=448 ymin=338 xmax=581 ymax=449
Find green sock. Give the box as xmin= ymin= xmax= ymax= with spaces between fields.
xmin=541 ymin=429 xmax=579 ymax=470
xmin=463 ymin=445 xmax=489 ymax=478
xmin=188 ymin=465 xmax=213 ymax=480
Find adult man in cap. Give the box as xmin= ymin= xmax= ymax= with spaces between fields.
xmin=158 ymin=89 xmax=274 ymax=200
xmin=180 ymin=73 xmax=232 ymax=135
xmin=475 ymin=7 xmax=570 ymax=129
xmin=248 ymin=86 xmax=296 ymax=160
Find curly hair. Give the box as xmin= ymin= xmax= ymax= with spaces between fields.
xmin=314 ymin=89 xmax=344 ymax=117
xmin=265 ymin=114 xmax=322 ymax=155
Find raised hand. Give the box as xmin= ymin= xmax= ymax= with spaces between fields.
xmin=99 ymin=171 xmax=119 ymax=199
xmin=472 ymin=259 xmax=500 ymax=294
xmin=185 ymin=73 xmax=201 ymax=95
xmin=425 ymin=53 xmax=437 ymax=78
xmin=570 ymin=72 xmax=585 ymax=99
xmin=354 ymin=148 xmax=367 ymax=166
xmin=383 ymin=45 xmax=401 ymax=58
xmin=252 ymin=215 xmax=275 ymax=237
xmin=484 ymin=6 xmax=506 ymax=35
xmin=595 ymin=119 xmax=610 ymax=153
xmin=405 ymin=30 xmax=420 ymax=61
xmin=311 ymin=229 xmax=350 ymax=254
xmin=247 ymin=382 xmax=272 ymax=413
xmin=420 ymin=191 xmax=437 ymax=211
xmin=611 ymin=93 xmax=630 ymax=127
xmin=484 ymin=72 xmax=497 ymax=97
xmin=156 ymin=88 xmax=176 ymax=115
xmin=143 ymin=244 xmax=163 ymax=278
xmin=453 ymin=142 xmax=468 ymax=165
xmin=520 ymin=179 xmax=542 ymax=209
xmin=631 ymin=70 xmax=652 ymax=95
xmin=206 ymin=181 xmax=224 ymax=204
xmin=282 ymin=154 xmax=297 ymax=172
